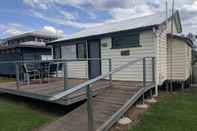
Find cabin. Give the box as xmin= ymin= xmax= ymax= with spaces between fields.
xmin=0 ymin=31 xmax=60 ymax=75
xmin=0 ymin=11 xmax=193 ymax=130
xmin=48 ymin=10 xmax=191 ymax=94
xmin=167 ymin=34 xmax=193 ymax=82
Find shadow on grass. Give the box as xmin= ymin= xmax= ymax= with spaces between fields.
xmin=0 ymin=93 xmax=85 ymax=117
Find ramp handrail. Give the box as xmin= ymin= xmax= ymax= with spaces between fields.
xmin=48 ymin=57 xmax=155 ymax=131
xmin=49 ymin=58 xmax=143 ymax=101
xmin=0 ymin=58 xmax=110 ymax=64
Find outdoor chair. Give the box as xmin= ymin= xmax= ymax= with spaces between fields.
xmin=47 ymin=62 xmax=64 ymax=82
xmin=21 ymin=64 xmax=41 ymax=85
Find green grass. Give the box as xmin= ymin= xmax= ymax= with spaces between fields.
xmin=0 ymin=98 xmax=55 ymax=131
xmin=129 ymin=88 xmax=197 ymax=131
xmin=0 ymin=78 xmax=59 ymax=131
xmin=0 ymin=77 xmax=15 ymax=83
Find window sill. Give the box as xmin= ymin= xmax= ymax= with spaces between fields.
xmin=111 ymin=45 xmax=142 ymax=50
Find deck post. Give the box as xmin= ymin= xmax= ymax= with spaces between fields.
xmin=181 ymin=81 xmax=184 ymax=92
xmin=152 ymin=57 xmax=155 ymax=83
xmin=64 ymin=62 xmax=68 ymax=90
xmin=109 ymin=58 xmax=112 ymax=86
xmin=86 ymin=84 xmax=94 ymax=131
xmin=143 ymin=58 xmax=146 ymax=87
xmin=15 ymin=62 xmax=20 ymax=90
xmin=142 ymin=57 xmax=146 ymax=103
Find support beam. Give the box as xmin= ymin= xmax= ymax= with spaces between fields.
xmin=108 ymin=59 xmax=112 ymax=87
xmin=143 ymin=58 xmax=146 ymax=87
xmin=15 ymin=62 xmax=20 ymax=90
xmin=64 ymin=62 xmax=68 ymax=90
xmin=137 ymin=57 xmax=149 ymax=109
xmin=86 ymin=85 xmax=94 ymax=131
xmin=181 ymin=82 xmax=184 ymax=92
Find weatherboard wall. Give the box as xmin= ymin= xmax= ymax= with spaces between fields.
xmin=61 ymin=45 xmax=88 ymax=79
xmin=167 ymin=38 xmax=192 ymax=81
xmin=156 ymin=19 xmax=179 ymax=85
xmin=101 ymin=30 xmax=155 ymax=81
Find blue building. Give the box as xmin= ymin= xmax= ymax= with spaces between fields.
xmin=0 ymin=30 xmax=60 ymax=75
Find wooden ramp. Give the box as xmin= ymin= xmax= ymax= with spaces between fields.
xmin=39 ymin=82 xmax=154 ymax=131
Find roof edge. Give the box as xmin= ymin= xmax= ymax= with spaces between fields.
xmin=47 ymin=25 xmax=157 ymax=45
xmin=0 ymin=45 xmax=51 ymax=50
xmin=167 ymin=34 xmax=194 ymax=48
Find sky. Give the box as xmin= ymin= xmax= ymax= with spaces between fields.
xmin=0 ymin=0 xmax=197 ymax=39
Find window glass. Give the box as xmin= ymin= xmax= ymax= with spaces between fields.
xmin=61 ymin=45 xmax=76 ymax=59
xmin=112 ymin=32 xmax=140 ymax=49
xmin=53 ymin=46 xmax=61 ymax=59
xmin=77 ymin=43 xmax=87 ymax=59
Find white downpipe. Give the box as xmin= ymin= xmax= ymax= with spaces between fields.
xmin=153 ymin=27 xmax=160 ymax=96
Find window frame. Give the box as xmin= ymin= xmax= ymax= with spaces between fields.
xmin=111 ymin=31 xmax=140 ymax=49
xmin=76 ymin=43 xmax=87 ymax=59
xmin=53 ymin=46 xmax=62 ymax=59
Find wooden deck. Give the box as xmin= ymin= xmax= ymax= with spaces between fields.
xmin=0 ymin=79 xmax=149 ymax=106
xmin=0 ymin=79 xmax=110 ymax=105
xmin=39 ymin=81 xmax=154 ymax=131
xmin=0 ymin=79 xmax=154 ymax=131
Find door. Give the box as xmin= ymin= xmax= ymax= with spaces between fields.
xmin=88 ymin=40 xmax=101 ymax=79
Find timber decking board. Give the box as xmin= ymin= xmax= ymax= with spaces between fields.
xmin=39 ymin=83 xmax=151 ymax=131
xmin=0 ymin=79 xmax=111 ymax=105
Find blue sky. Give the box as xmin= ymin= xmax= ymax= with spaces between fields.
xmin=0 ymin=0 xmax=197 ymax=39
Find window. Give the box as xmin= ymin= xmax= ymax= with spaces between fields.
xmin=121 ymin=50 xmax=130 ymax=56
xmin=53 ymin=46 xmax=61 ymax=59
xmin=61 ymin=45 xmax=76 ymax=59
xmin=112 ymin=32 xmax=140 ymax=49
xmin=76 ymin=43 xmax=87 ymax=59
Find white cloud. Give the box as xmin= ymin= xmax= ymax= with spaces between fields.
xmin=181 ymin=11 xmax=197 ymax=34
xmin=59 ymin=11 xmax=78 ymax=21
xmin=0 ymin=23 xmax=31 ymax=38
xmin=21 ymin=0 xmax=197 ymax=35
xmin=22 ymin=0 xmax=86 ymax=10
xmin=110 ymin=4 xmax=154 ymax=20
xmin=30 ymin=10 xmax=102 ymax=29
xmin=183 ymin=1 xmax=197 ymax=11
xmin=43 ymin=26 xmax=65 ymax=36
xmin=88 ymin=0 xmax=134 ymax=10
xmin=0 ymin=23 xmax=65 ymax=38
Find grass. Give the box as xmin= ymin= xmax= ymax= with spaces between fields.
xmin=0 ymin=78 xmax=61 ymax=131
xmin=129 ymin=88 xmax=197 ymax=131
xmin=0 ymin=97 xmax=57 ymax=131
xmin=0 ymin=76 xmax=15 ymax=83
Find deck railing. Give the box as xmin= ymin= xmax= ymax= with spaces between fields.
xmin=49 ymin=57 xmax=155 ymax=131
xmin=0 ymin=57 xmax=155 ymax=131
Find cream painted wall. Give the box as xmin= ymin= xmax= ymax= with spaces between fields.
xmin=167 ymin=38 xmax=192 ymax=81
xmin=101 ymin=30 xmax=155 ymax=81
xmin=156 ymin=19 xmax=179 ymax=85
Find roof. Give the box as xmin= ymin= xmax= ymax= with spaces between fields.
xmin=0 ymin=45 xmax=51 ymax=51
xmin=2 ymin=30 xmax=62 ymax=42
xmin=167 ymin=34 xmax=194 ymax=48
xmin=19 ymin=41 xmax=46 ymax=46
xmin=49 ymin=10 xmax=182 ymax=44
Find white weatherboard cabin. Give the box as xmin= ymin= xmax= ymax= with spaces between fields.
xmin=48 ymin=10 xmax=192 ymax=95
